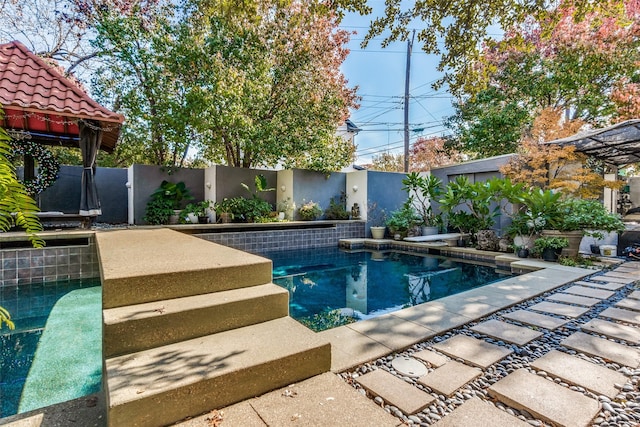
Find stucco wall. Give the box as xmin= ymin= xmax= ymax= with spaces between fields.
xmin=131 ymin=165 xmax=205 ymax=225
xmin=292 ymin=169 xmax=347 ymax=220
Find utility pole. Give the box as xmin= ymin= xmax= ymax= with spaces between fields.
xmin=403 ymin=29 xmax=415 ymax=173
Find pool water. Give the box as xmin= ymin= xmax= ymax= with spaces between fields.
xmin=0 ymin=278 xmax=101 ymax=418
xmin=264 ymin=247 xmax=508 ymax=332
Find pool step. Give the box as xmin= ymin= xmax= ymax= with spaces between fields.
xmin=105 ymin=317 xmax=331 ymax=427
xmin=103 ymin=283 xmax=289 ymax=358
xmin=96 ymin=229 xmax=273 ymax=309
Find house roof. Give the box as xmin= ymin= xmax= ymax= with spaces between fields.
xmin=0 ymin=40 xmax=124 ymax=152
xmin=543 ymin=119 xmax=640 ymax=167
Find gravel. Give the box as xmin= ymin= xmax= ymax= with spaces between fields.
xmin=340 ymin=266 xmax=640 ymax=426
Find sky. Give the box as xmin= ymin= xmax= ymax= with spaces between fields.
xmin=338 ymin=3 xmax=457 ymax=166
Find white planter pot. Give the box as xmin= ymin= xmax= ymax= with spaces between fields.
xmin=370 ymin=226 xmax=386 ymax=239
xmin=421 ymin=226 xmax=439 ymax=236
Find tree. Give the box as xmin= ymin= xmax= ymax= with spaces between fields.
xmin=499 ymin=108 xmax=622 ymax=198
xmin=410 ymin=136 xmax=465 ymax=170
xmin=87 ymin=0 xmax=359 ymax=170
xmin=445 ymin=0 xmax=639 ymax=158
xmin=175 ymin=0 xmax=358 ymax=171
xmin=370 ymin=152 xmax=403 ymax=172
xmin=445 ymin=87 xmax=530 ymax=158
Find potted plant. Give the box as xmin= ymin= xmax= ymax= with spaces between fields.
xmin=513 ymin=244 xmax=530 ymax=258
xmin=180 ymin=200 xmax=211 ymax=224
xmin=402 ymin=172 xmax=443 ymax=235
xmin=368 ymin=202 xmax=387 ymax=239
xmin=385 ymin=200 xmax=421 ymax=240
xmin=298 ymin=201 xmax=322 ymax=221
xmin=439 ymin=176 xmax=500 ymax=248
xmin=324 ymin=192 xmax=350 ymax=220
xmin=144 ymin=180 xmax=193 ymax=225
xmin=533 ymin=236 xmax=569 ymax=262
xmin=542 ymin=197 xmax=625 ymax=256
xmin=214 ymin=198 xmax=238 ymax=223
xmin=277 ymin=197 xmax=293 ymax=220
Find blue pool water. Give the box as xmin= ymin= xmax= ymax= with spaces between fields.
xmin=263 ymin=247 xmax=508 ymax=332
xmin=0 ymin=278 xmax=101 ymax=418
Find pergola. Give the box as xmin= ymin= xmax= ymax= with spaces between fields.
xmin=543 ymin=119 xmax=640 ymax=167
xmin=0 ymin=40 xmax=124 ymax=217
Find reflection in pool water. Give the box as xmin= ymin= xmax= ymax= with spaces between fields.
xmin=264 ymin=247 xmax=508 ymax=332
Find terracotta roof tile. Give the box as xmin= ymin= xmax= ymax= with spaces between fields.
xmin=0 ymin=41 xmax=123 ymax=122
xmin=0 ymin=40 xmax=123 ymax=151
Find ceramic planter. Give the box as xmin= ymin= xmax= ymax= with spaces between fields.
xmin=370 ymin=226 xmax=386 ymax=239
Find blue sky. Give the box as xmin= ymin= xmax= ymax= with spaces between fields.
xmin=339 ymin=4 xmax=456 ymax=165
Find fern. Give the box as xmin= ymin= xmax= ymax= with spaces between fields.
xmin=0 ymin=109 xmax=45 ymax=329
xmin=0 ymin=111 xmax=44 ymax=247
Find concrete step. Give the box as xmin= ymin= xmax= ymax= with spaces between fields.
xmin=96 ymin=229 xmax=273 ymax=308
xmin=105 ymin=317 xmax=331 ymax=427
xmin=103 ymin=283 xmax=289 ymax=358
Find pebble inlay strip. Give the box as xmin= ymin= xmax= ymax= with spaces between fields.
xmin=341 ymin=264 xmax=640 ymax=426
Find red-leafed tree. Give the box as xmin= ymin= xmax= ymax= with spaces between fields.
xmin=410 ymin=136 xmax=465 ymax=171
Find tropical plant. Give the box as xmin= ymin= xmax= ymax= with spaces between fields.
xmin=0 ymin=111 xmax=43 ymax=247
xmin=439 ymin=176 xmax=501 ymax=235
xmin=533 ymin=236 xmax=569 ymax=252
xmin=324 ymin=192 xmax=350 ymax=220
xmin=179 ymin=200 xmax=212 ymax=223
xmin=1 ymin=109 xmax=45 ymax=330
xmin=402 ymin=172 xmax=443 ymax=227
xmin=150 ymin=180 xmax=193 ymax=210
xmin=385 ymin=200 xmax=420 ymax=238
xmin=143 ymin=198 xmax=174 ymax=225
xmin=549 ymin=198 xmax=625 ymax=235
xmin=298 ymin=201 xmax=323 ymax=221
xmin=144 ymin=180 xmax=193 ymax=225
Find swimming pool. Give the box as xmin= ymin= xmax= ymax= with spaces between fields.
xmin=264 ymin=247 xmax=508 ymax=332
xmin=0 ymin=278 xmax=101 ymax=418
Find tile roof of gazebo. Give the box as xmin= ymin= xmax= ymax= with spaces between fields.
xmin=0 ymin=40 xmax=124 ymax=152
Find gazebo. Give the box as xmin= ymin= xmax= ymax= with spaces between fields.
xmin=0 ymin=40 xmax=124 ymax=222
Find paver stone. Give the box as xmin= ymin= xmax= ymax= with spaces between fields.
xmin=412 ymin=350 xmax=449 ymax=367
xmin=417 ymin=360 xmax=481 ymax=396
xmin=629 ymin=290 xmax=640 ymax=300
xmin=582 ymin=318 xmax=640 ymax=344
xmin=488 ymin=369 xmax=599 ymax=427
xmin=527 ymin=301 xmax=589 ymax=318
xmin=531 ymin=350 xmax=628 ymax=398
xmin=431 ymin=397 xmax=530 ymax=427
xmin=432 ymin=335 xmax=512 ymax=368
xmin=501 ymin=310 xmax=567 ymax=330
xmin=546 ymin=293 xmax=601 ymax=307
xmin=470 ymin=319 xmax=542 ymax=345
xmin=562 ymin=331 xmax=640 ymax=368
xmin=355 ymin=369 xmax=435 ymax=415
xmin=616 ymin=298 xmax=640 ymax=312
xmin=562 ymin=285 xmax=614 ymax=299
xmin=591 ymin=275 xmax=634 ymax=284
xmin=600 ymin=307 xmax=640 ymax=326
xmin=573 ymin=281 xmax=626 ymax=291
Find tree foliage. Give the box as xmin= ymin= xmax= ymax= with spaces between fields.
xmin=500 ymin=108 xmax=623 ymax=198
xmin=85 ymin=0 xmax=359 ymax=170
xmin=446 ymin=0 xmax=639 ymax=158
xmin=410 ymin=136 xmax=465 ymax=171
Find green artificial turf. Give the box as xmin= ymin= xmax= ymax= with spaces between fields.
xmin=19 ymin=286 xmax=102 ymax=413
